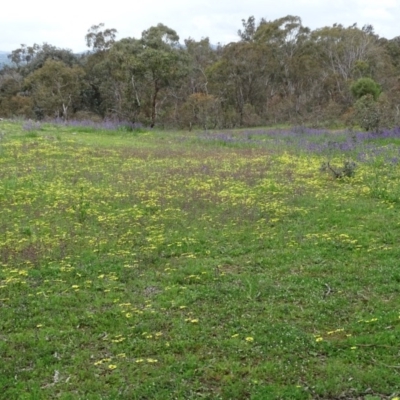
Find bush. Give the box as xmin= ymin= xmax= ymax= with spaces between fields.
xmin=354 ymin=94 xmax=380 ymax=131
xmin=354 ymin=94 xmax=392 ymax=132
xmin=351 ymin=77 xmax=381 ymax=101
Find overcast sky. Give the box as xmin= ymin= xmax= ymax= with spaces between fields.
xmin=1 ymin=0 xmax=400 ymax=52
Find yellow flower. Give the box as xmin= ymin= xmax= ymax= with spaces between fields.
xmin=231 ymin=334 xmax=239 ymax=338
xmin=315 ymin=337 xmax=323 ymax=342
xmin=245 ymin=337 xmax=254 ymax=342
xmin=111 ymin=337 xmax=125 ymax=343
xmin=147 ymin=358 xmax=158 ymax=363
xmin=108 ymin=364 xmax=117 ymax=370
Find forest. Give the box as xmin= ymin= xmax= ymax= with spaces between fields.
xmin=1 ymin=15 xmax=400 ymax=130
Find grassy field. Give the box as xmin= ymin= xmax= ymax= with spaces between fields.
xmin=1 ymin=121 xmax=400 ymax=399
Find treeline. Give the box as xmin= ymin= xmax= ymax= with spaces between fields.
xmin=1 ymin=15 xmax=400 ymax=129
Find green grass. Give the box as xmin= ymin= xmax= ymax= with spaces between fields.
xmin=1 ymin=121 xmax=400 ymax=399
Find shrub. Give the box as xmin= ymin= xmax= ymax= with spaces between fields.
xmin=351 ymin=77 xmax=381 ymax=101
xmin=354 ymin=94 xmax=380 ymax=131
xmin=354 ymin=93 xmax=392 ymax=132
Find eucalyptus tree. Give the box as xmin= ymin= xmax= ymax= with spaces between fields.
xmin=180 ymin=92 xmax=221 ymax=130
xmin=9 ymin=43 xmax=79 ymax=76
xmin=95 ymin=37 xmax=142 ymax=121
xmin=104 ymin=24 xmax=189 ymax=126
xmin=310 ymin=23 xmax=381 ymax=106
xmin=383 ymin=36 xmax=400 ymax=73
xmin=184 ymin=37 xmax=217 ymax=95
xmin=176 ymin=37 xmax=221 ymax=128
xmin=237 ymin=16 xmax=260 ymax=42
xmin=138 ymin=24 xmax=189 ymax=126
xmin=208 ymin=40 xmax=268 ymax=126
xmin=0 ymin=66 xmax=23 ymax=97
xmin=252 ymin=15 xmax=312 ymax=120
xmin=0 ymin=66 xmax=32 ymax=118
xmin=24 ymin=60 xmax=86 ymax=120
xmin=8 ymin=44 xmax=40 ymax=68
xmin=81 ymin=23 xmax=118 ymax=117
xmin=209 ymin=15 xmax=313 ymax=125
xmin=380 ymin=37 xmax=400 ymax=122
xmin=85 ymin=23 xmax=117 ymax=53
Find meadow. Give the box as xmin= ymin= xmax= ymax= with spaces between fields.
xmin=1 ymin=120 xmax=400 ymax=399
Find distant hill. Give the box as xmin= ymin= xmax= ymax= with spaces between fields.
xmin=0 ymin=52 xmax=12 ymax=67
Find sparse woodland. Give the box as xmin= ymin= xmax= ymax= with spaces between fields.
xmin=1 ymin=16 xmax=400 ymax=129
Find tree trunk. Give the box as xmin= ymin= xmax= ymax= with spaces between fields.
xmin=151 ymin=81 xmax=160 ymax=128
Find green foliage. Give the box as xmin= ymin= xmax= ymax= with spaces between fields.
xmin=24 ymin=60 xmax=86 ymax=120
xmin=351 ymin=77 xmax=381 ymax=101
xmin=8 ymin=43 xmax=79 ymax=75
xmin=180 ymin=93 xmax=220 ymax=130
xmin=0 ymin=95 xmax=34 ymax=118
xmin=85 ymin=23 xmax=117 ymax=52
xmin=353 ymin=93 xmax=392 ymax=132
xmin=354 ymin=94 xmax=380 ymax=131
xmin=1 ymin=16 xmax=399 ymax=128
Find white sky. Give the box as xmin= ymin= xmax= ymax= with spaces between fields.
xmin=1 ymin=0 xmax=400 ymax=52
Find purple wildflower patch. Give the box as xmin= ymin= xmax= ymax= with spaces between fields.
xmin=198 ymin=126 xmax=400 ymax=166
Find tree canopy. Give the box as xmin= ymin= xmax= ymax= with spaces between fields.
xmin=1 ymin=17 xmax=400 ymax=129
